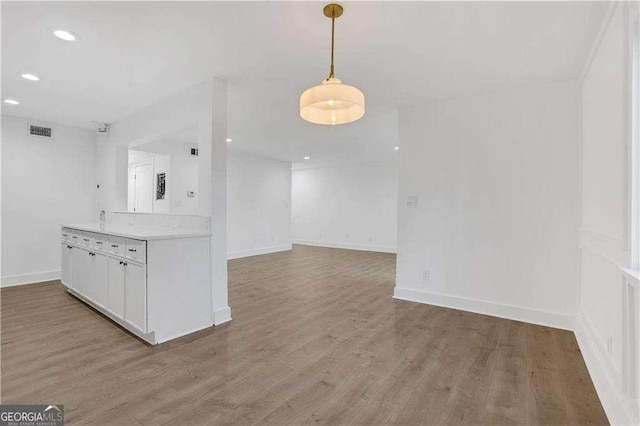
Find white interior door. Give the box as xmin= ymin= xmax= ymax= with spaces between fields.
xmin=134 ymin=163 xmax=154 ymax=213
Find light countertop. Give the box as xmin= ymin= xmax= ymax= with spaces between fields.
xmin=62 ymin=224 xmax=211 ymax=241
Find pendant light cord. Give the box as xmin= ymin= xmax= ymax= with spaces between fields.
xmin=329 ymin=9 xmax=336 ymax=79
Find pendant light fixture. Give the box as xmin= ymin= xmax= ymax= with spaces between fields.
xmin=299 ymin=3 xmax=365 ymax=125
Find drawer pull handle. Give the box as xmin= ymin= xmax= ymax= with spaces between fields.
xmin=111 ymin=244 xmax=119 ymax=248
xmin=62 ymin=234 xmax=68 ymax=237
xmin=119 ymin=261 xmax=123 ymax=265
xmin=89 ymin=252 xmax=95 ymax=256
xmin=96 ymin=241 xmax=103 ymax=245
xmin=67 ymin=245 xmax=72 ymax=249
xmin=72 ymin=236 xmax=78 ymax=239
xmin=83 ymin=239 xmax=89 ymax=242
xmin=128 ymin=249 xmax=137 ymax=252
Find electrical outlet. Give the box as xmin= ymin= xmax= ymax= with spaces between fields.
xmin=406 ymin=195 xmax=418 ymax=207
xmin=607 ymin=336 xmax=613 ymax=356
xmin=422 ymin=270 xmax=430 ymax=281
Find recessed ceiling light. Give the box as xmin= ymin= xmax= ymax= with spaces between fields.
xmin=303 ymin=156 xmax=311 ymax=160
xmin=53 ymin=29 xmax=77 ymax=41
xmin=394 ymin=146 xmax=399 ymax=150
xmin=3 ymin=99 xmax=19 ymax=105
xmin=226 ymin=138 xmax=232 ymax=143
xmin=19 ymin=72 xmax=40 ymax=81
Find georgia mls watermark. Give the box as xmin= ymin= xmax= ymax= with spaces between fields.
xmin=0 ymin=405 xmax=64 ymax=426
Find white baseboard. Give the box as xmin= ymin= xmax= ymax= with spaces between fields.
xmin=213 ymin=306 xmax=232 ymax=325
xmin=293 ymin=239 xmax=396 ymax=254
xmin=393 ymin=287 xmax=575 ymax=331
xmin=575 ymin=308 xmax=638 ymax=426
xmin=1 ymin=270 xmax=61 ymax=287
xmin=227 ymin=244 xmax=292 ymax=260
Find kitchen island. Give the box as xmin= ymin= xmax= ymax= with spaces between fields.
xmin=61 ymin=224 xmax=212 ymax=344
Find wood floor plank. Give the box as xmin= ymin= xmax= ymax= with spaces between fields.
xmin=1 ymin=245 xmax=607 ymax=425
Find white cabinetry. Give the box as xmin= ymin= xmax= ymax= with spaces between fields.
xmin=61 ymin=243 xmax=73 ymax=288
xmin=61 ymin=225 xmax=212 ymax=344
xmin=72 ymin=246 xmax=85 ymax=294
xmin=91 ymin=252 xmax=109 ymax=309
xmin=124 ymin=261 xmax=146 ymax=332
xmin=107 ymin=258 xmax=125 ymax=319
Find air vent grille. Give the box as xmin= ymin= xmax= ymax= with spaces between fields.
xmin=29 ymin=124 xmax=52 ymax=138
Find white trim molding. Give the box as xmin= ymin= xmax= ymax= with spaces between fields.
xmin=1 ymin=270 xmax=61 ymax=287
xmin=227 ymin=244 xmax=292 ymax=260
xmin=575 ymin=307 xmax=639 ymax=426
xmin=293 ymin=240 xmax=396 ymax=254
xmin=393 ymin=287 xmax=575 ymax=331
xmin=213 ymin=306 xmax=232 ymax=326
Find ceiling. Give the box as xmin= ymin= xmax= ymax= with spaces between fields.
xmin=1 ymin=1 xmax=607 ymax=164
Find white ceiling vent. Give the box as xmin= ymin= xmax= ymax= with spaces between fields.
xmin=28 ymin=123 xmax=52 ymax=138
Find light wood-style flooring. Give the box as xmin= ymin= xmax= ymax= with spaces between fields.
xmin=1 ymin=245 xmax=607 ymax=425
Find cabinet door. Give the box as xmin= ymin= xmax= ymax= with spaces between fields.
xmin=61 ymin=243 xmax=72 ymax=288
xmin=124 ymin=262 xmax=146 ymax=332
xmin=72 ymin=248 xmax=87 ymax=295
xmin=107 ymin=258 xmax=125 ymax=319
xmin=84 ymin=251 xmax=96 ymax=301
xmin=92 ymin=253 xmax=109 ymax=308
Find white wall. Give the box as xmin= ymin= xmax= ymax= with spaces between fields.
xmin=576 ymin=3 xmax=640 ymax=425
xmin=227 ymin=150 xmax=292 ymax=259
xmin=102 ymin=80 xmax=216 ymax=217
xmin=292 ymin=162 xmax=397 ymax=253
xmin=395 ymin=79 xmax=580 ymax=330
xmin=94 ymin=132 xmax=115 ymax=219
xmin=1 ymin=115 xmax=95 ymax=286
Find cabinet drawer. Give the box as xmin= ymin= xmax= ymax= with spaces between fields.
xmin=107 ymin=237 xmax=125 ymax=256
xmin=61 ymin=229 xmax=71 ymax=242
xmin=124 ymin=239 xmax=146 ymax=263
xmin=69 ymin=231 xmax=81 ymax=244
xmin=79 ymin=232 xmax=93 ymax=247
xmin=93 ymin=235 xmax=107 ymax=251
